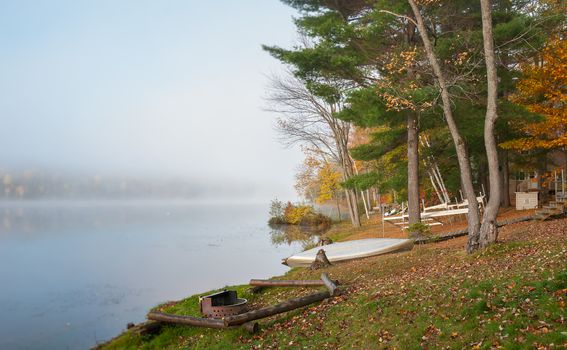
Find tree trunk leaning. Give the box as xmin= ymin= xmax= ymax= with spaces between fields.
xmin=407 ymin=0 xmax=482 ymax=252
xmin=478 ymin=0 xmax=501 ymax=249
xmin=340 ymin=146 xmax=361 ymax=228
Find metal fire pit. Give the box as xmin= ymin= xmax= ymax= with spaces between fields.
xmin=199 ymin=290 xmax=248 ymax=318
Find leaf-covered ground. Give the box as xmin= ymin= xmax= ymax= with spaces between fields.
xmin=99 ymin=217 xmax=566 ymax=349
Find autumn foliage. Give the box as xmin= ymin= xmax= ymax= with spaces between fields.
xmin=283 ymin=202 xmax=313 ymax=225
xmin=268 ymin=199 xmax=331 ymax=227
xmin=502 ymin=37 xmax=567 ymax=151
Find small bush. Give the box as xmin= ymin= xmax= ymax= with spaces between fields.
xmin=407 ymin=222 xmax=431 ymax=236
xmin=269 ymin=201 xmax=330 ymax=226
xmin=268 ymin=198 xmax=285 ymax=224
xmin=284 ymin=203 xmax=313 ymax=224
xmin=268 ymin=216 xmax=287 ymax=225
xmin=299 ymin=212 xmax=331 ymax=228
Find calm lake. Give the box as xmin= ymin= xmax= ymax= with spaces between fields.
xmin=0 ymin=201 xmax=316 ymax=350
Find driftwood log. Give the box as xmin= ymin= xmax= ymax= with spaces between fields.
xmin=310 ymin=249 xmax=332 ymax=270
xmin=249 ymin=278 xmax=335 ymax=294
xmin=242 ymin=321 xmax=259 ymax=334
xmin=249 ymin=279 xmax=339 ymax=287
xmin=128 ymin=320 xmax=163 ymax=336
xmin=146 ymin=312 xmax=259 ymax=333
xmin=148 ymin=312 xmax=226 ymax=329
xmin=146 ymin=274 xmax=339 ymax=333
xmin=223 ymin=290 xmax=331 ymax=327
xmin=249 ymin=285 xmax=265 ymax=294
xmin=225 ymin=273 xmax=339 ymax=327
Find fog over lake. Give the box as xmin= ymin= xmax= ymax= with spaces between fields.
xmin=0 ymin=201 xmax=315 ymax=349
xmin=0 ymin=0 xmax=303 ymax=201
xmin=0 ymin=1 xmax=308 ymax=348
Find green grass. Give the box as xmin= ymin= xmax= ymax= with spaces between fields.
xmin=98 ymin=218 xmax=567 ymax=350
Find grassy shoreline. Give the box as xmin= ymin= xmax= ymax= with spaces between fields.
xmin=97 ymin=215 xmax=567 ymax=349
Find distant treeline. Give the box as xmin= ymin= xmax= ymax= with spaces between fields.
xmin=0 ymin=170 xmax=239 ymax=199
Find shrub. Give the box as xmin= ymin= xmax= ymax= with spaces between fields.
xmin=299 ymin=212 xmax=331 ymax=228
xmin=407 ymin=222 xmax=431 ymax=237
xmin=268 ymin=199 xmax=286 ymax=225
xmin=268 ymin=216 xmax=286 ymax=225
xmin=284 ymin=203 xmax=313 ymax=225
xmin=269 ymin=199 xmax=284 ymax=219
xmin=269 ymin=201 xmax=329 ymax=226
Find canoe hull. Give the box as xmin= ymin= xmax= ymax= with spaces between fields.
xmin=283 ymin=238 xmax=414 ymax=268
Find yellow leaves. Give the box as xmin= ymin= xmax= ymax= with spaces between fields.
xmin=379 ymin=46 xmax=437 ymax=112
xmin=416 ymin=0 xmax=440 ymax=5
xmin=455 ymin=51 xmax=469 ymax=65
xmin=283 ymin=203 xmax=312 ymax=224
xmin=294 ymin=149 xmax=343 ymax=204
xmin=315 ymin=162 xmax=342 ymax=204
xmin=450 ymin=331 xmax=459 ymax=339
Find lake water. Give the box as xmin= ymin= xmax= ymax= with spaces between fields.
xmin=0 ymin=201 xmax=315 ymax=350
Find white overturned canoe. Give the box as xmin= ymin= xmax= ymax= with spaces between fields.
xmin=283 ymin=238 xmax=414 ymax=268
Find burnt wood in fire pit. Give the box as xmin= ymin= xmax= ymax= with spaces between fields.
xmin=199 ymin=290 xmax=248 ymax=318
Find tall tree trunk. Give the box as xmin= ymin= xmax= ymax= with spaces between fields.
xmin=408 ymin=0 xmax=481 ymax=251
xmin=343 ymin=162 xmax=361 ymax=228
xmin=479 ymin=159 xmax=489 ymax=198
xmin=335 ymin=195 xmax=342 ymax=220
xmin=345 ymin=188 xmax=361 ymax=227
xmin=353 ymin=189 xmax=361 ymax=225
xmin=478 ymin=0 xmax=501 ymax=249
xmin=499 ymin=148 xmax=510 ymax=207
xmin=336 ymin=130 xmax=361 ymax=228
xmin=342 ymin=149 xmax=361 ymax=228
xmin=407 ymin=112 xmax=422 ymax=237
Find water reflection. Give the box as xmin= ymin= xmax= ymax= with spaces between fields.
xmin=268 ymin=224 xmax=328 ymax=250
xmin=0 ymin=201 xmax=309 ymax=350
xmin=0 ymin=201 xmax=187 ymax=235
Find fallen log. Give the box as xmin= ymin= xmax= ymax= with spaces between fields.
xmin=148 ymin=312 xmax=226 ymax=329
xmin=146 ymin=312 xmax=260 ymax=333
xmin=128 ymin=320 xmax=162 ymax=336
xmin=249 ymin=286 xmax=265 ymax=294
xmin=243 ymin=321 xmax=260 ymax=334
xmin=223 ymin=290 xmax=331 ymax=327
xmin=249 ymin=279 xmax=338 ymax=288
xmin=413 ymin=215 xmax=534 ymax=244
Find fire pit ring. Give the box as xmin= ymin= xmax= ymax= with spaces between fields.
xmin=199 ymin=290 xmax=248 ymax=318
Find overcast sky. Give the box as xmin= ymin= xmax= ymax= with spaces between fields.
xmin=0 ymin=0 xmax=304 ymax=200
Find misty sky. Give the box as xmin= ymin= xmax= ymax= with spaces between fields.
xmin=0 ymin=1 xmax=303 ymax=199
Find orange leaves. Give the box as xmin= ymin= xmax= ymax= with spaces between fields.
xmin=502 ymin=37 xmax=567 ymax=151
xmin=378 ymin=47 xmax=435 ymax=112
xmin=384 ymin=48 xmax=418 ymax=75
xmin=381 ymin=91 xmax=418 ymax=111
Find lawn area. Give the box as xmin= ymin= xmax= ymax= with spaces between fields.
xmin=98 ymin=217 xmax=566 ymax=350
